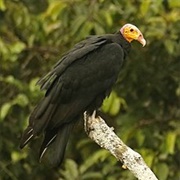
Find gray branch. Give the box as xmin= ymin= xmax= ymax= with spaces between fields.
xmin=84 ymin=111 xmax=158 ymax=180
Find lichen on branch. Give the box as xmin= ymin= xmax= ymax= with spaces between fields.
xmin=84 ymin=111 xmax=158 ymax=180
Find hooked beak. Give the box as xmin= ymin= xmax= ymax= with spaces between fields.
xmin=138 ymin=35 xmax=146 ymax=47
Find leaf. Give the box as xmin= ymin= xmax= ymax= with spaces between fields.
xmin=71 ymin=16 xmax=87 ymax=36
xmin=139 ymin=149 xmax=155 ymax=167
xmin=94 ymin=23 xmax=105 ymax=34
xmin=169 ymin=0 xmax=180 ymax=8
xmin=60 ymin=159 xmax=79 ymax=180
xmin=104 ymin=12 xmax=113 ymax=27
xmin=0 ymin=94 xmax=29 ymax=121
xmin=0 ymin=103 xmax=12 ymax=121
xmin=12 ymin=94 xmax=29 ymax=107
xmin=102 ymin=92 xmax=114 ymax=113
xmin=164 ymin=39 xmax=175 ymax=54
xmin=29 ymin=78 xmax=40 ymax=92
xmin=11 ymin=41 xmax=26 ymax=54
xmin=135 ymin=130 xmax=145 ymax=147
xmin=140 ymin=0 xmax=150 ymax=16
xmin=82 ymin=172 xmax=102 ymax=179
xmin=2 ymin=75 xmax=24 ymax=90
xmin=11 ymin=151 xmax=27 ymax=163
xmin=0 ymin=0 xmax=6 ymax=11
xmin=109 ymin=97 xmax=121 ymax=115
xmin=165 ymin=131 xmax=177 ymax=154
xmin=43 ymin=1 xmax=67 ymax=21
xmin=80 ymin=150 xmax=109 ymax=174
xmin=155 ymin=163 xmax=169 ymax=180
xmin=22 ymin=0 xmax=48 ymax=14
xmin=102 ymin=91 xmax=127 ymax=116
xmin=79 ymin=22 xmax=94 ymax=37
xmin=76 ymin=138 xmax=92 ymax=149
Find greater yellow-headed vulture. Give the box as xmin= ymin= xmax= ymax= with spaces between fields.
xmin=20 ymin=23 xmax=146 ymax=167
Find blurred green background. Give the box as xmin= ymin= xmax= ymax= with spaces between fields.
xmin=0 ymin=0 xmax=180 ymax=179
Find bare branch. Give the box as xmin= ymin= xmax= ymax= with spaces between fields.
xmin=84 ymin=111 xmax=158 ymax=180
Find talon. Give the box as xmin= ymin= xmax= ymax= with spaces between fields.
xmin=92 ymin=110 xmax=96 ymax=119
xmin=122 ymin=164 xmax=128 ymax=169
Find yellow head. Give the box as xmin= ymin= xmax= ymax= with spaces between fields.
xmin=120 ymin=23 xmax=146 ymax=47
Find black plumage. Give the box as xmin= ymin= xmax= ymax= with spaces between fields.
xmin=20 ymin=32 xmax=131 ymax=167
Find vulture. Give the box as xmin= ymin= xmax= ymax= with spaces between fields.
xmin=20 ymin=23 xmax=146 ymax=167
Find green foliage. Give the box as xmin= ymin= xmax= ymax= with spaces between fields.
xmin=102 ymin=91 xmax=127 ymax=116
xmin=0 ymin=0 xmax=180 ymax=179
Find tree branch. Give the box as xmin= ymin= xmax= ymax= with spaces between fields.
xmin=84 ymin=111 xmax=158 ymax=180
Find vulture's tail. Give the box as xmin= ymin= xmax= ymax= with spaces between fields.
xmin=39 ymin=122 xmax=75 ymax=167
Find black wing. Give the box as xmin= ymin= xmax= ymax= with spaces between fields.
xmin=37 ymin=36 xmax=108 ymax=91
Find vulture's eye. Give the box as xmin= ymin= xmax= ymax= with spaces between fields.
xmin=130 ymin=29 xmax=134 ymax=32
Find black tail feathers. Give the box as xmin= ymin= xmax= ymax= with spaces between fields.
xmin=39 ymin=122 xmax=75 ymax=167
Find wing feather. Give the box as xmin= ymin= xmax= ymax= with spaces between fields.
xmin=37 ymin=37 xmax=107 ymax=90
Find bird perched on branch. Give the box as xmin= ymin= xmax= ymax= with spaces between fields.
xmin=20 ymin=23 xmax=146 ymax=167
